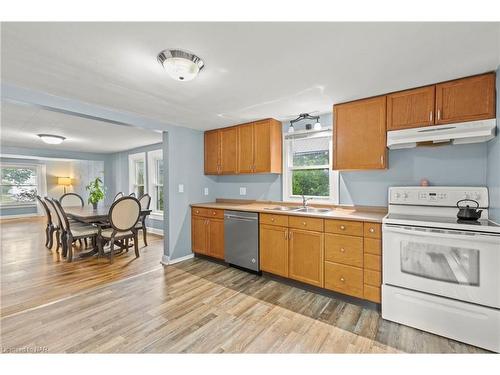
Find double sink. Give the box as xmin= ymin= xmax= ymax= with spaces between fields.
xmin=264 ymin=206 xmax=332 ymax=214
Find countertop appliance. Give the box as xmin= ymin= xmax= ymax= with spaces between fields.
xmin=382 ymin=186 xmax=500 ymax=352
xmin=224 ymin=210 xmax=259 ymax=272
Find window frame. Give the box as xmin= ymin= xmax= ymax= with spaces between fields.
xmin=147 ymin=149 xmax=164 ymax=219
xmin=128 ymin=152 xmax=146 ymax=198
xmin=282 ymin=129 xmax=339 ymax=205
xmin=0 ymin=163 xmax=45 ymax=208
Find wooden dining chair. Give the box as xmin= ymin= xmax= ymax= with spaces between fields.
xmin=136 ymin=193 xmax=151 ymax=246
xmin=97 ymin=196 xmax=141 ymax=263
xmin=113 ymin=192 xmax=124 ymax=202
xmin=129 ymin=192 xmax=136 ymax=197
xmin=45 ymin=197 xmax=62 ymax=252
xmin=53 ymin=199 xmax=98 ymax=262
xmin=60 ymin=192 xmax=84 ymax=208
xmin=36 ymin=195 xmax=53 ymax=248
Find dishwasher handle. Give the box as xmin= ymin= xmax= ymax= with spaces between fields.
xmin=224 ymin=214 xmax=258 ymax=222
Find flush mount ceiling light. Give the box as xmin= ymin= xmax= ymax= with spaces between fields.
xmin=157 ymin=49 xmax=205 ymax=82
xmin=37 ymin=134 xmax=66 ymax=145
xmin=289 ymin=113 xmax=321 ymax=133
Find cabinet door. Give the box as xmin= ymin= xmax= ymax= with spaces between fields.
xmin=220 ymin=127 xmax=238 ymax=174
xmin=435 ymin=73 xmax=496 ymax=124
xmin=260 ymin=224 xmax=288 ymax=277
xmin=204 ymin=130 xmax=220 ymax=175
xmin=237 ymin=123 xmax=254 ymax=173
xmin=333 ymin=96 xmax=387 ymax=170
xmin=288 ymin=229 xmax=324 ymax=287
xmin=253 ymin=120 xmax=272 ymax=173
xmin=192 ymin=216 xmax=208 ymax=255
xmin=387 ymin=85 xmax=435 ymax=130
xmin=208 ymin=218 xmax=224 ymax=259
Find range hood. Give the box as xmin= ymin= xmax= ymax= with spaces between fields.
xmin=387 ymin=119 xmax=497 ymax=150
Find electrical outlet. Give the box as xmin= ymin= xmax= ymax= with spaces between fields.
xmin=204 ymin=187 xmax=209 ymax=195
xmin=178 ymin=184 xmax=184 ymax=193
xmin=239 ymin=187 xmax=247 ymax=196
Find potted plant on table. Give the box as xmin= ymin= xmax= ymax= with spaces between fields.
xmin=86 ymin=177 xmax=105 ymax=210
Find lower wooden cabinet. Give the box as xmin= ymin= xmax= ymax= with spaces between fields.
xmin=259 ymin=224 xmax=289 ymax=277
xmin=191 ymin=208 xmax=224 ymax=260
xmin=288 ymin=228 xmax=324 ymax=287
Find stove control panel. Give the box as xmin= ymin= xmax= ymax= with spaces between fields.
xmin=389 ymin=186 xmax=488 ymax=208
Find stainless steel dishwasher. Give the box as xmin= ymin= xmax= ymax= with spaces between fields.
xmin=224 ymin=210 xmax=259 ymax=272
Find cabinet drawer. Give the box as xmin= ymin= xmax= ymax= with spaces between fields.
xmin=260 ymin=213 xmax=288 ymax=227
xmin=364 ymin=269 xmax=381 ymax=287
xmin=192 ymin=207 xmax=224 ymax=219
xmin=363 ymin=222 xmax=381 ymax=239
xmin=324 ymin=234 xmax=363 ymax=267
xmin=288 ymin=216 xmax=324 ymax=232
xmin=325 ymin=219 xmax=363 ymax=236
xmin=324 ymin=261 xmax=363 ymax=298
xmin=364 ymin=253 xmax=381 ymax=272
xmin=364 ymin=238 xmax=381 ymax=255
xmin=364 ymin=284 xmax=381 ymax=303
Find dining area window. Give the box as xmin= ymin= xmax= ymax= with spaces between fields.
xmin=1 ymin=164 xmax=42 ymax=207
xmin=147 ymin=149 xmax=164 ymax=215
xmin=129 ymin=153 xmax=146 ymax=197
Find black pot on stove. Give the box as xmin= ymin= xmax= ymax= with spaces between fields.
xmin=456 ymin=199 xmax=483 ymax=221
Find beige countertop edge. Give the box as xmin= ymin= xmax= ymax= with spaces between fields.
xmin=190 ymin=200 xmax=387 ymax=223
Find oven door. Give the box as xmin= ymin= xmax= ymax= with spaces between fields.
xmin=383 ymin=224 xmax=500 ymax=308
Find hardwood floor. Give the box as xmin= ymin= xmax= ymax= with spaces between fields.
xmin=0 ymin=218 xmax=488 ymax=353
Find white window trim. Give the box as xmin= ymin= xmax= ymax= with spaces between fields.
xmin=282 ymin=130 xmax=339 ymax=205
xmin=128 ymin=152 xmax=146 ymax=197
xmin=0 ymin=163 xmax=47 ymax=211
xmin=147 ymin=149 xmax=164 ymax=220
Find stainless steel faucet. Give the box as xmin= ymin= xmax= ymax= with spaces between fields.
xmin=301 ymin=195 xmax=313 ymax=208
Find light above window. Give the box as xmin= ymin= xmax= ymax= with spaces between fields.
xmin=37 ymin=134 xmax=66 ymax=145
xmin=289 ymin=113 xmax=321 ymax=133
xmin=157 ymin=49 xmax=205 ymax=82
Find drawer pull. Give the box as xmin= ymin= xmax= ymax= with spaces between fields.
xmin=271 ymin=218 xmax=275 ymax=222
xmin=369 ymin=227 xmax=375 ymax=233
xmin=340 ymin=277 xmax=345 ymax=282
xmin=340 ymin=225 xmax=346 ymax=230
xmin=302 ymin=221 xmax=307 ymax=226
xmin=195 ymin=210 xmax=200 ymax=214
xmin=212 ymin=211 xmax=217 ymax=215
xmin=340 ymin=247 xmax=345 ymax=253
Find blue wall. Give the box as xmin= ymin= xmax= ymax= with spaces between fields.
xmin=486 ymin=67 xmax=500 ymax=223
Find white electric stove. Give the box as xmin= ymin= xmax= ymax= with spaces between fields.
xmin=382 ymin=186 xmax=500 ymax=352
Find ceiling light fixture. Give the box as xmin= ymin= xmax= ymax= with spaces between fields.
xmin=157 ymin=49 xmax=205 ymax=82
xmin=289 ymin=113 xmax=321 ymax=133
xmin=37 ymin=134 xmax=66 ymax=145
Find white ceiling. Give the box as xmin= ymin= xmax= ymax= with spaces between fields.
xmin=0 ymin=101 xmax=162 ymax=153
xmin=1 ymin=22 xmax=500 ymax=131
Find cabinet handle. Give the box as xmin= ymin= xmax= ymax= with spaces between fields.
xmin=340 ymin=277 xmax=345 ymax=282
xmin=302 ymin=221 xmax=307 ymax=226
xmin=369 ymin=227 xmax=375 ymax=233
xmin=284 ymin=230 xmax=288 ymax=240
xmin=271 ymin=217 xmax=275 ymax=222
xmin=289 ymin=230 xmax=293 ymax=240
xmin=340 ymin=225 xmax=346 ymax=230
xmin=437 ymin=109 xmax=441 ymax=121
xmin=195 ymin=210 xmax=200 ymax=214
xmin=380 ymin=155 xmax=384 ymax=165
xmin=429 ymin=110 xmax=433 ymax=123
xmin=212 ymin=211 xmax=216 ymax=216
xmin=340 ymin=247 xmax=345 ymax=253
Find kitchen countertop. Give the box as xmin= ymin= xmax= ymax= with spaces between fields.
xmin=191 ymin=199 xmax=387 ymax=223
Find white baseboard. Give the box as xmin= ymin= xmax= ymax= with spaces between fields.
xmin=161 ymin=253 xmax=194 ymax=266
xmin=146 ymin=227 xmax=164 ymax=236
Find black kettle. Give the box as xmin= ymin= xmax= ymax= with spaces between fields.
xmin=456 ymin=199 xmax=483 ymax=221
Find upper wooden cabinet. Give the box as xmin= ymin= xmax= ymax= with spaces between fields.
xmin=333 ymin=96 xmax=387 ymax=171
xmin=205 ymin=118 xmax=282 ymax=175
xmin=435 ymin=73 xmax=496 ymax=124
xmin=387 ymin=85 xmax=435 ymax=130
xmin=204 ymin=130 xmax=220 ymax=175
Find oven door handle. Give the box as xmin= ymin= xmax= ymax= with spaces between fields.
xmin=383 ymin=224 xmax=500 ymax=243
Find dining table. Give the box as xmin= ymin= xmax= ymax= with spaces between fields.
xmin=64 ymin=205 xmax=152 ymax=224
xmin=64 ymin=205 xmax=152 ymax=258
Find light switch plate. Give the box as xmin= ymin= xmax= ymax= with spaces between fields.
xmin=204 ymin=187 xmax=209 ymax=195
xmin=239 ymin=187 xmax=247 ymax=196
xmin=178 ymin=184 xmax=184 ymax=193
